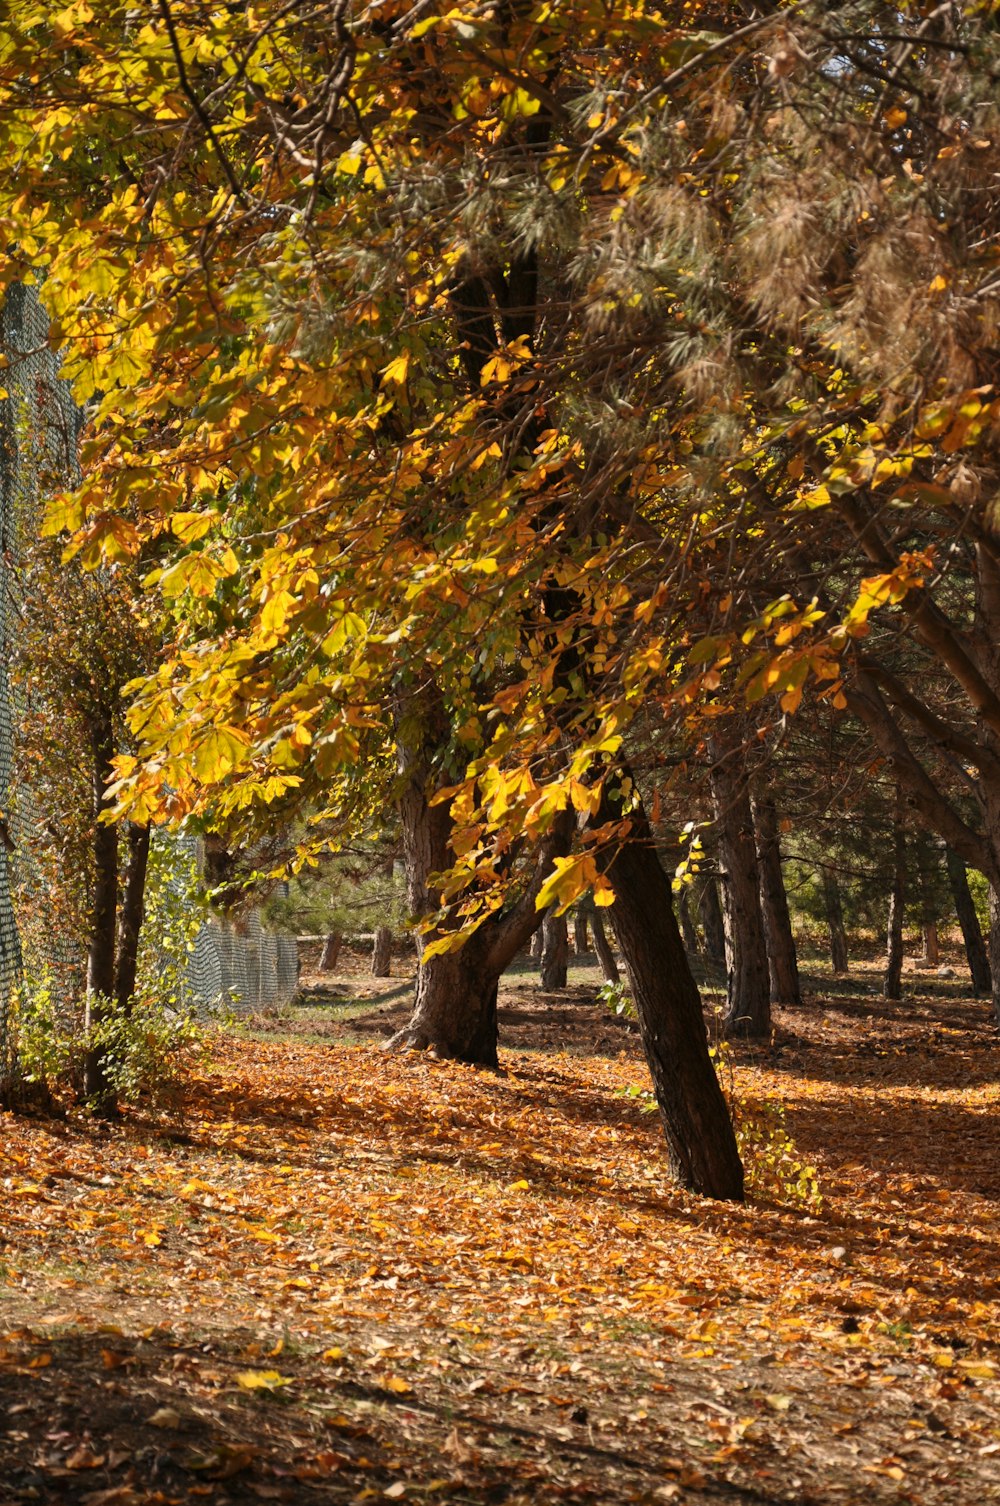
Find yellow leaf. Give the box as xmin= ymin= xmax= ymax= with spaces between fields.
xmin=236 ymin=1369 xmax=294 ymax=1391
xmin=929 ymin=273 xmax=948 ymax=293
xmin=382 ymin=1375 xmax=412 ymax=1394
xmin=508 ymin=1179 xmax=530 ymax=1191
xmin=382 ymin=350 xmax=410 ymax=386
xmin=337 ymin=151 xmax=362 ymax=174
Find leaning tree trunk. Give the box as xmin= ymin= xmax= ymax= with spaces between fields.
xmin=371 ymin=925 xmax=392 ymax=978
xmin=822 ymin=871 xmax=849 ymax=976
xmin=319 ymin=931 xmax=342 ymax=972
xmin=710 ymin=739 xmax=771 ymax=1037
xmin=594 ymin=775 xmax=744 ymax=1201
xmin=885 ymin=787 xmax=906 ymax=1001
xmin=114 ymin=821 xmax=151 ymax=1013
xmin=590 ymin=905 xmax=619 ymax=984
xmin=751 ymin=789 xmax=801 ymax=1007
xmin=540 ymin=910 xmax=568 ymax=989
xmin=698 ymin=877 xmax=726 ymax=966
xmin=83 ymin=710 xmax=119 ymax=1114
xmin=946 ymin=847 xmax=991 ymax=997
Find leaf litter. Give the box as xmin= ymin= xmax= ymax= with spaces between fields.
xmin=1 ymin=966 xmax=998 ymax=1505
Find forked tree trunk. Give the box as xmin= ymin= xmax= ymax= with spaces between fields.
xmin=946 ymin=847 xmax=991 ymax=997
xmin=573 ymin=909 xmax=589 ymax=954
xmin=591 ymin=906 xmax=619 ymax=984
xmin=83 ymin=711 xmax=118 ymax=1114
xmin=114 ymin=822 xmax=151 ymax=1012
xmin=698 ymin=878 xmax=725 ymax=965
xmin=594 ymin=776 xmax=744 ymax=1201
xmin=371 ymin=926 xmax=392 ymax=977
xmin=540 ymin=911 xmax=568 ymax=989
xmin=822 ymin=871 xmax=849 ymax=976
xmin=885 ymin=787 xmax=906 ymax=1001
xmin=710 ymin=740 xmax=771 ymax=1037
xmin=751 ymin=790 xmax=801 ymax=1006
xmin=319 ymin=932 xmax=342 ymax=972
xmin=677 ymin=889 xmax=699 ymax=954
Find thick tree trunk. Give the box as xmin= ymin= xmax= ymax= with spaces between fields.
xmin=751 ymin=790 xmax=801 ymax=1006
xmin=371 ymin=925 xmax=392 ymax=977
xmin=946 ymin=848 xmax=991 ymax=997
xmin=822 ymin=871 xmax=849 ymax=976
xmin=391 ymin=932 xmax=500 ymax=1065
xmin=591 ymin=906 xmax=619 ymax=985
xmin=677 ymin=889 xmax=699 ymax=955
xmin=319 ymin=932 xmax=342 ymax=972
xmin=573 ymin=908 xmax=589 ymax=954
xmin=710 ymin=740 xmax=771 ymax=1037
xmin=921 ymin=920 xmax=940 ymax=967
xmin=885 ymin=787 xmax=906 ymax=1001
xmin=540 ymin=910 xmax=568 ymax=989
xmin=83 ymin=712 xmax=118 ymax=1113
xmin=594 ymin=776 xmax=744 ymax=1201
xmin=698 ymin=878 xmax=725 ymax=966
xmin=114 ymin=822 xmax=150 ymax=1013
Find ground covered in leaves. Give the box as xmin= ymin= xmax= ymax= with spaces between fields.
xmin=2 ymin=954 xmax=999 ymax=1506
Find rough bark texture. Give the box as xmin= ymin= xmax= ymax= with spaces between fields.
xmin=989 ymin=886 xmax=1000 ymax=1029
xmin=710 ymin=741 xmax=771 ymax=1037
xmin=114 ymin=822 xmax=150 ymax=1012
xmin=591 ymin=907 xmax=619 ymax=985
xmin=594 ymin=778 xmax=744 ymax=1201
xmin=921 ymin=921 xmax=940 ymax=968
xmin=319 ymin=932 xmax=342 ymax=972
xmin=751 ymin=790 xmax=801 ymax=1006
xmin=83 ymin=713 xmax=118 ymax=1112
xmin=540 ymin=911 xmax=568 ymax=989
xmin=573 ymin=909 xmax=589 ymax=954
xmin=822 ymin=871 xmax=849 ymax=976
xmin=885 ymin=787 xmax=906 ymax=1001
xmin=946 ymin=847 xmax=991 ymax=997
xmin=677 ymin=889 xmax=699 ymax=955
xmin=530 ymin=927 xmax=544 ymax=960
xmin=698 ymin=878 xmax=726 ymax=965
xmin=371 ymin=926 xmax=392 ymax=977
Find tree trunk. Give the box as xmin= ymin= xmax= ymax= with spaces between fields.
xmin=698 ymin=878 xmax=725 ymax=966
xmin=921 ymin=920 xmax=939 ymax=967
xmin=594 ymin=775 xmax=744 ymax=1201
xmin=540 ymin=911 xmax=568 ymax=989
xmin=751 ymin=790 xmax=801 ymax=1006
xmin=573 ymin=908 xmax=589 ymax=954
xmin=530 ymin=927 xmax=544 ymax=960
xmin=591 ymin=906 xmax=619 ymax=985
xmin=885 ymin=786 xmax=906 ymax=1001
xmin=946 ymin=847 xmax=991 ymax=997
xmin=83 ymin=711 xmax=118 ymax=1114
xmin=114 ymin=822 xmax=150 ymax=1013
xmin=989 ymin=885 xmax=1000 ymax=1029
xmin=822 ymin=871 xmax=849 ymax=976
xmin=371 ymin=925 xmax=392 ymax=977
xmin=710 ymin=740 xmax=771 ymax=1037
xmin=319 ymin=932 xmax=342 ymax=972
xmin=677 ymin=889 xmax=699 ymax=954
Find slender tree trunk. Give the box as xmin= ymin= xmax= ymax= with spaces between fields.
xmin=114 ymin=822 xmax=150 ymax=1012
xmin=371 ymin=925 xmax=392 ymax=977
xmin=921 ymin=920 xmax=940 ymax=967
xmin=698 ymin=878 xmax=725 ymax=966
xmin=591 ymin=905 xmax=619 ymax=985
xmin=946 ymin=847 xmax=991 ymax=997
xmin=710 ymin=739 xmax=771 ymax=1037
xmin=677 ymin=889 xmax=699 ymax=955
xmin=540 ymin=910 xmax=568 ymax=989
xmin=594 ymin=775 xmax=744 ymax=1201
xmin=885 ymin=787 xmax=906 ymax=1000
xmin=989 ymin=886 xmax=1000 ymax=1029
xmin=822 ymin=871 xmax=849 ymax=976
xmin=573 ymin=908 xmax=589 ymax=954
xmin=319 ymin=932 xmax=342 ymax=971
xmin=531 ymin=927 xmax=544 ymax=960
xmin=83 ymin=711 xmax=118 ymax=1113
xmin=751 ymin=790 xmax=801 ymax=1006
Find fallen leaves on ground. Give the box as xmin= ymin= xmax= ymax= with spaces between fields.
xmin=1 ymin=969 xmax=998 ymax=1505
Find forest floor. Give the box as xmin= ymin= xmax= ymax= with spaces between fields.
xmin=1 ymin=947 xmax=999 ymax=1506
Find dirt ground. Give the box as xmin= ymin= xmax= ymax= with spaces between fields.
xmin=1 ymin=942 xmax=998 ymax=1505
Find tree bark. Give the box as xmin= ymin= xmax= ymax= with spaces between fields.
xmin=590 ymin=905 xmax=619 ymax=985
xmin=114 ymin=821 xmax=150 ymax=1012
xmin=573 ymin=908 xmax=589 ymax=954
xmin=710 ymin=740 xmax=771 ymax=1037
xmin=946 ymin=847 xmax=991 ymax=997
xmin=593 ymin=775 xmax=744 ymax=1201
xmin=921 ymin=920 xmax=939 ymax=968
xmin=319 ymin=932 xmax=342 ymax=972
xmin=989 ymin=886 xmax=1000 ymax=1029
xmin=530 ymin=927 xmax=544 ymax=960
xmin=371 ymin=925 xmax=392 ymax=977
xmin=751 ymin=790 xmax=801 ymax=1006
xmin=677 ymin=888 xmax=699 ymax=955
xmin=884 ymin=786 xmax=906 ymax=1001
xmin=698 ymin=878 xmax=725 ymax=966
xmin=83 ymin=711 xmax=118 ymax=1113
xmin=822 ymin=871 xmax=849 ymax=976
xmin=540 ymin=910 xmax=568 ymax=989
